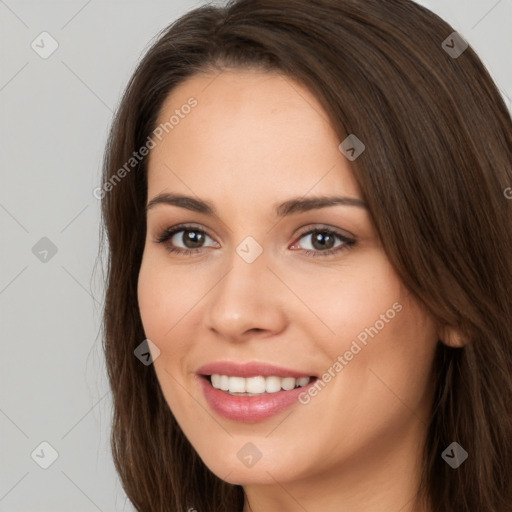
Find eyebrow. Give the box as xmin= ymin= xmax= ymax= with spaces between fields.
xmin=145 ymin=192 xmax=367 ymax=217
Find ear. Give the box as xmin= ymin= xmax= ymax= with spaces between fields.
xmin=438 ymin=324 xmax=468 ymax=348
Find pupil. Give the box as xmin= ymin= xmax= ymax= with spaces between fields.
xmin=184 ymin=230 xmax=204 ymax=248
xmin=312 ymin=232 xmax=334 ymax=251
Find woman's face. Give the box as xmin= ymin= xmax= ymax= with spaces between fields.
xmin=138 ymin=69 xmax=440 ymax=490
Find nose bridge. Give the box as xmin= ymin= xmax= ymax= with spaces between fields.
xmin=205 ymin=240 xmax=286 ymax=338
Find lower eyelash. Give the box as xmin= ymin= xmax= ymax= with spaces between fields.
xmin=164 ymin=245 xmax=202 ymax=255
xmin=302 ymin=241 xmax=355 ymax=257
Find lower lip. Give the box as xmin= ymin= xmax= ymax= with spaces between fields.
xmin=198 ymin=375 xmax=317 ymax=423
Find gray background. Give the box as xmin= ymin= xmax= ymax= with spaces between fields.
xmin=0 ymin=0 xmax=510 ymax=511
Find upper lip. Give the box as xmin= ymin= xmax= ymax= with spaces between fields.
xmin=196 ymin=361 xmax=317 ymax=379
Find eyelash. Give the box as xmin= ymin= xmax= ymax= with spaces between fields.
xmin=155 ymin=223 xmax=356 ymax=258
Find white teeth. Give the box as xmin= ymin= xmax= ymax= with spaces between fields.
xmin=281 ymin=377 xmax=296 ymax=391
xmin=265 ymin=376 xmax=282 ymax=393
xmin=209 ymin=374 xmax=312 ymax=395
xmin=297 ymin=377 xmax=310 ymax=387
xmin=211 ymin=374 xmax=222 ymax=389
xmin=246 ymin=376 xmax=266 ymax=394
xmin=228 ymin=376 xmax=245 ymax=393
xmin=219 ymin=374 xmax=229 ymax=391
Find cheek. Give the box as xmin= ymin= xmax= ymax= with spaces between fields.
xmin=299 ymin=250 xmax=438 ymax=406
xmin=327 ymin=287 xmax=438 ymax=429
xmin=137 ymin=258 xmax=168 ymax=340
xmin=137 ymin=252 xmax=203 ymax=340
xmin=289 ymin=249 xmax=406 ymax=350
xmin=136 ymin=255 xmax=198 ymax=407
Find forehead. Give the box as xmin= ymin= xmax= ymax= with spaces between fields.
xmin=146 ymin=69 xmax=361 ymax=206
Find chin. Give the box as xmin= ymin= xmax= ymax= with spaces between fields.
xmin=197 ymin=449 xmax=306 ymax=486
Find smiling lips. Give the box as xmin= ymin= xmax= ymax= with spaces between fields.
xmin=196 ymin=361 xmax=318 ymax=422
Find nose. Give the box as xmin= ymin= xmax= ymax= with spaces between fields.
xmin=204 ymin=246 xmax=288 ymax=342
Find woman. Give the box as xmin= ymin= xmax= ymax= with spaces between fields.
xmin=99 ymin=0 xmax=512 ymax=510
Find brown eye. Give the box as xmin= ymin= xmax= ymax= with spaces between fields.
xmin=174 ymin=229 xmax=206 ymax=249
xmin=291 ymin=227 xmax=356 ymax=258
xmin=155 ymin=224 xmax=218 ymax=255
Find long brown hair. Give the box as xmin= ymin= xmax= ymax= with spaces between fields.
xmin=98 ymin=1 xmax=512 ymax=510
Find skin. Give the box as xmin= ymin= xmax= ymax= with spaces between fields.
xmin=137 ymin=68 xmax=463 ymax=512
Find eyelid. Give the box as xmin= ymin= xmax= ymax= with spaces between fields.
xmin=294 ymin=223 xmax=356 ymax=241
